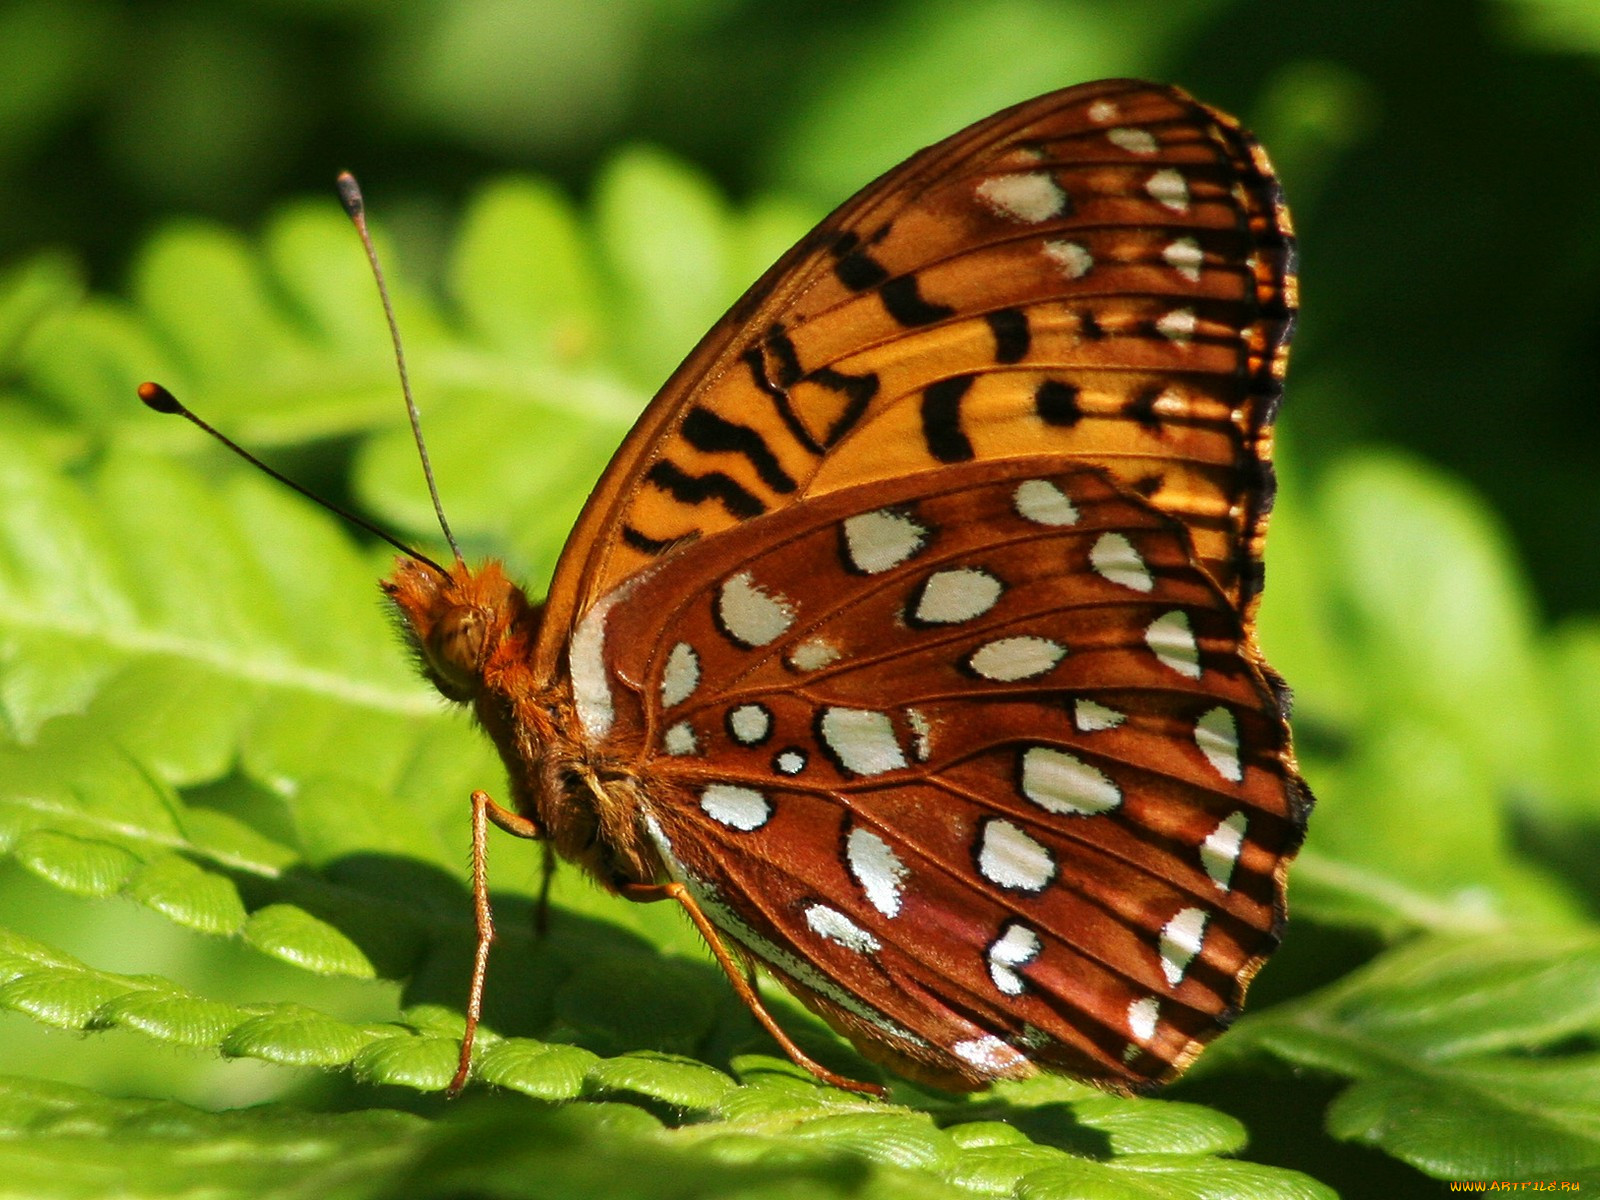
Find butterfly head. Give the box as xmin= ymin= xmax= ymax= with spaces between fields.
xmin=383 ymin=557 xmax=540 ymax=703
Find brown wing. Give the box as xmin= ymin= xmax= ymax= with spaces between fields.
xmin=536 ymin=79 xmax=1296 ymax=676
xmin=592 ymin=459 xmax=1309 ymax=1090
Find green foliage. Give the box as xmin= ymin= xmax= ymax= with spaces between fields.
xmin=3 ymin=102 xmax=1599 ymax=1200
xmin=1209 ymin=933 xmax=1600 ymax=1180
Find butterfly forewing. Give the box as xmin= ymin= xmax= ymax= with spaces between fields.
xmin=590 ymin=460 xmax=1305 ymax=1090
xmin=538 ymin=79 xmax=1295 ymax=674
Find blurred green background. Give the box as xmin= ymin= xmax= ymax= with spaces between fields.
xmin=4 ymin=0 xmax=1597 ymax=616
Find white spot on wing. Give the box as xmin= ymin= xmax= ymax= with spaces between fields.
xmin=718 ymin=572 xmax=795 ymax=647
xmin=952 ymin=1035 xmax=1030 ymax=1075
xmin=570 ymin=593 xmax=621 ymax=740
xmin=914 ymin=567 xmax=1003 ymax=624
xmin=976 ymin=172 xmax=1067 ymax=223
xmin=1195 ymin=706 xmax=1243 ymax=782
xmin=1088 ymin=98 xmax=1119 ymax=123
xmin=805 ymin=903 xmax=880 ymax=954
xmin=846 ymin=826 xmax=908 ymax=918
xmin=1073 ymin=699 xmax=1126 ymax=732
xmin=1146 ymin=167 xmax=1190 ymax=212
xmin=661 ymin=641 xmax=700 ymax=707
xmin=1156 ymin=307 xmax=1197 ymax=343
xmin=1146 ymin=611 xmax=1202 ymax=678
xmin=641 ymin=813 xmax=688 ymax=879
xmin=1043 ymin=239 xmax=1093 ymax=279
xmin=987 ymin=923 xmax=1043 ymax=996
xmin=977 ymin=819 xmax=1055 ymax=892
xmin=788 ymin=637 xmax=840 ymax=671
xmin=1152 ymin=386 xmax=1188 ymax=417
xmin=774 ymin=749 xmax=807 ymax=775
xmin=1014 ymin=479 xmax=1079 ymax=526
xmin=699 ymin=784 xmax=772 ymax=831
xmin=727 ymin=703 xmax=772 ymax=746
xmin=1127 ymin=996 xmax=1160 ymax=1042
xmin=1107 ymin=126 xmax=1158 ymax=155
xmin=1159 ymin=906 xmax=1209 ymax=986
xmin=906 ymin=708 xmax=933 ymax=761
xmin=1090 ymin=532 xmax=1154 ymax=592
xmin=968 ymin=636 xmax=1066 ymax=682
xmin=663 ymin=721 xmax=698 ymax=756
xmin=1021 ymin=746 xmax=1122 ymax=815
xmin=1201 ymin=811 xmax=1248 ymax=891
xmin=1163 ymin=235 xmax=1204 ymax=282
xmin=843 ymin=509 xmax=929 ymax=574
xmin=820 ymin=707 xmax=907 ymax=776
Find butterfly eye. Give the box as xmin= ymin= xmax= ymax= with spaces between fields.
xmin=427 ymin=605 xmax=488 ymax=699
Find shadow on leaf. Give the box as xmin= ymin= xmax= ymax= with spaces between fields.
xmin=245 ymin=852 xmax=868 ymax=1083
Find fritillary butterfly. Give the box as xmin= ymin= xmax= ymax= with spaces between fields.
xmin=382 ymin=77 xmax=1309 ymax=1096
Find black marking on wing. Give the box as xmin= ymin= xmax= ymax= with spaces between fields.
xmin=880 ymin=275 xmax=956 ymax=327
xmin=742 ymin=331 xmax=824 ymax=458
xmin=622 ymin=525 xmax=679 ymax=555
xmin=1127 ymin=386 xmax=1163 ymax=433
xmin=682 ymin=405 xmax=797 ymax=494
xmin=985 ymin=308 xmax=1031 ymax=364
xmin=646 ymin=459 xmax=766 ymax=518
xmin=1034 ymin=380 xmax=1081 ymax=426
xmin=831 ymin=231 xmax=952 ymax=326
xmin=763 ymin=324 xmax=804 ymax=388
xmin=832 ymin=231 xmax=889 ymax=291
xmin=809 ymin=366 xmax=880 ymax=447
xmin=921 ymin=375 xmax=977 ymax=463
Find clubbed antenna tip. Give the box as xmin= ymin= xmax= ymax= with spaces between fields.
xmin=137 ymin=380 xmax=183 ymax=415
xmin=336 ymin=171 xmax=364 ymax=221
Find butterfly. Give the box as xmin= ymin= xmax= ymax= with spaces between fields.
xmin=380 ymin=77 xmax=1310 ymax=1096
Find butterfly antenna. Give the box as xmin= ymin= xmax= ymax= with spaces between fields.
xmin=136 ymin=381 xmax=450 ymax=577
xmin=337 ymin=171 xmax=464 ymax=566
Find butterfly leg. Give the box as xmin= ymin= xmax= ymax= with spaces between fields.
xmin=449 ymin=789 xmax=546 ymax=1097
xmin=616 ymin=879 xmax=886 ymax=1098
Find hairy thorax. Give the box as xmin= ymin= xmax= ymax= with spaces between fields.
xmin=382 ymin=556 xmax=662 ymax=892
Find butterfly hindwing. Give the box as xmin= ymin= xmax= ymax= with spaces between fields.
xmin=589 ymin=458 xmax=1306 ymax=1089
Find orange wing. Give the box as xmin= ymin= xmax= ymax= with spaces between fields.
xmin=592 ymin=460 xmax=1308 ymax=1090
xmin=535 ymin=79 xmax=1295 ymax=675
